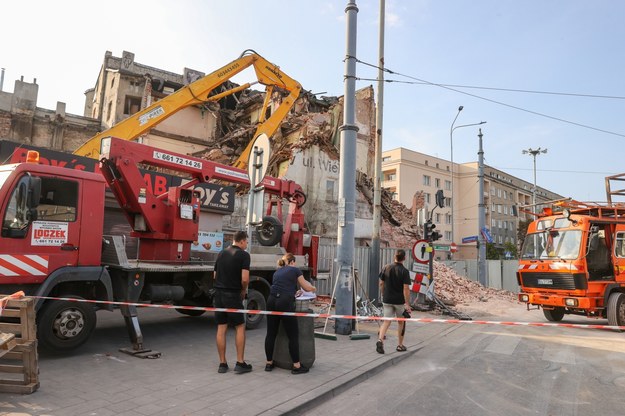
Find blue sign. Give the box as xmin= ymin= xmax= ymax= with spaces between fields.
xmin=481 ymin=227 xmax=494 ymax=243
xmin=462 ymin=235 xmax=478 ymax=244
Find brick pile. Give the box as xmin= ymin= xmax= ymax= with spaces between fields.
xmin=431 ymin=262 xmax=517 ymax=305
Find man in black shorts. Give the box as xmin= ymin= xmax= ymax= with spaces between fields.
xmin=214 ymin=231 xmax=252 ymax=374
xmin=376 ymin=248 xmax=411 ymax=354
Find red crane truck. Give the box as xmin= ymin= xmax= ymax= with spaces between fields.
xmin=0 ymin=137 xmax=317 ymax=357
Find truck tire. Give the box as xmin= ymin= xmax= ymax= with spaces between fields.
xmin=256 ymin=216 xmax=283 ymax=247
xmin=245 ymin=289 xmax=266 ymax=330
xmin=607 ymin=292 xmax=625 ymax=330
xmin=543 ymin=307 xmax=565 ymax=322
xmin=37 ymin=298 xmax=97 ymax=352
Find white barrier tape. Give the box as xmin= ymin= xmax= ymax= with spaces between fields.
xmin=32 ymin=295 xmax=625 ymax=332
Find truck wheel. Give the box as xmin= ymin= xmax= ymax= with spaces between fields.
xmin=245 ymin=289 xmax=266 ymax=330
xmin=37 ymin=298 xmax=97 ymax=352
xmin=256 ymin=216 xmax=283 ymax=247
xmin=543 ymin=307 xmax=565 ymax=322
xmin=607 ymin=292 xmax=625 ymax=330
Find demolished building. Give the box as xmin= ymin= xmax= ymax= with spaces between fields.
xmin=0 ymin=50 xmax=422 ymax=249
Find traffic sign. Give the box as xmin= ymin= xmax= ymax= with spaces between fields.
xmin=450 ymin=242 xmax=458 ymax=253
xmin=432 ymin=244 xmax=449 ymax=251
xmin=247 ymin=133 xmax=271 ymax=187
xmin=481 ymin=227 xmax=494 ymax=243
xmin=462 ymin=235 xmax=478 ymax=244
xmin=412 ymin=262 xmax=429 ymax=274
xmin=412 ymin=239 xmax=430 ymax=264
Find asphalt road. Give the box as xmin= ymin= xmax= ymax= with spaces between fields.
xmin=306 ymin=312 xmax=625 ymax=416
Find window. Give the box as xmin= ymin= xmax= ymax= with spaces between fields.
xmin=504 ymin=205 xmax=508 ymax=215
xmin=445 ymin=214 xmax=452 ymax=224
xmin=37 ymin=177 xmax=78 ymax=222
xmin=385 ymin=172 xmax=396 ymax=181
xmin=107 ymin=101 xmax=113 ymax=123
xmin=425 ymin=193 xmax=431 ymax=203
xmin=445 ymin=231 xmax=452 ymax=241
xmin=491 ymin=202 xmax=495 ymax=212
xmin=2 ymin=176 xmax=78 ymax=239
xmin=435 ymin=213 xmax=441 ymax=223
xmin=445 ymin=197 xmax=451 ymax=207
xmin=436 ymin=163 xmax=440 ymax=169
xmin=491 ymin=187 xmax=496 ymax=196
xmin=325 ymin=180 xmax=335 ymax=202
xmin=124 ymin=96 xmax=142 ymax=116
xmin=382 ymin=156 xmax=391 ymax=162
xmin=423 ymin=175 xmax=431 ymax=186
xmin=497 ymin=205 xmax=502 ymax=213
xmin=445 ymin=180 xmax=451 ymax=191
xmin=435 ymin=178 xmax=440 ymax=188
xmin=497 ymin=189 xmax=502 ymax=198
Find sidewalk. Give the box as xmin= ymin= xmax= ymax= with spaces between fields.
xmin=0 ymin=307 xmax=454 ymax=416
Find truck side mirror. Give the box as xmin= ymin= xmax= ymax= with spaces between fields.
xmin=435 ymin=189 xmax=445 ymax=209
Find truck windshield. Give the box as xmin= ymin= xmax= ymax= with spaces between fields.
xmin=521 ymin=229 xmax=582 ymax=260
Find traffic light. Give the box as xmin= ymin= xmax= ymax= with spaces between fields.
xmin=424 ymin=219 xmax=442 ymax=242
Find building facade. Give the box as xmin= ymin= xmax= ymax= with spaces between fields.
xmin=383 ymin=147 xmax=563 ymax=260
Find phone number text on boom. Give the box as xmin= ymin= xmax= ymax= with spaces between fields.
xmin=153 ymin=151 xmax=203 ymax=170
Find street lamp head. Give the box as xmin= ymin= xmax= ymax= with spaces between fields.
xmin=458 ymin=106 xmax=464 ymax=112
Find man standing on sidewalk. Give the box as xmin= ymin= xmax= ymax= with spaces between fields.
xmin=376 ymin=248 xmax=411 ymax=354
xmin=214 ymin=230 xmax=252 ymax=373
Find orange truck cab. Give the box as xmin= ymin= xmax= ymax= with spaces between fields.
xmin=518 ymin=204 xmax=625 ymax=326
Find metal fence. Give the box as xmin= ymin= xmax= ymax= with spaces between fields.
xmin=315 ymin=245 xmax=520 ymax=300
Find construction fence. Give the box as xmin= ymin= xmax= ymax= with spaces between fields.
xmin=315 ymin=244 xmax=520 ymax=300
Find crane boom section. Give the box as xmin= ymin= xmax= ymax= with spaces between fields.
xmin=75 ymin=51 xmax=301 ymax=171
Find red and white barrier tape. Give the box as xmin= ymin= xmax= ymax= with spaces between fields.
xmin=28 ymin=295 xmax=625 ymax=332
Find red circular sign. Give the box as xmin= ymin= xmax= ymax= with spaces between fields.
xmin=450 ymin=242 xmax=458 ymax=253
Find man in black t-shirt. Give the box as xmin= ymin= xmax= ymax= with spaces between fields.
xmin=214 ymin=231 xmax=252 ymax=374
xmin=376 ymin=248 xmax=411 ymax=354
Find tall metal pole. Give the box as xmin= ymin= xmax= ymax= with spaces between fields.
xmin=335 ymin=0 xmax=359 ymax=335
xmin=477 ymin=129 xmax=487 ymax=286
xmin=522 ymin=147 xmax=547 ymax=207
xmin=369 ymin=0 xmax=385 ymax=303
xmin=532 ymin=154 xmax=537 ymax=206
xmin=449 ymin=106 xmax=463 ymax=251
xmin=451 ymin=120 xmax=486 ymax=251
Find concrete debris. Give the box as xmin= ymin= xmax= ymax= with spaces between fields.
xmin=431 ymin=262 xmax=516 ymax=306
xmin=192 ymin=83 xmax=425 ymax=247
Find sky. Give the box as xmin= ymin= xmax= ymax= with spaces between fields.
xmin=2 ymin=0 xmax=625 ymax=202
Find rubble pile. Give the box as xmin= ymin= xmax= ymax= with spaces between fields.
xmin=431 ymin=262 xmax=517 ymax=305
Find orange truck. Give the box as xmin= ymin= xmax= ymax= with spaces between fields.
xmin=517 ymin=174 xmax=625 ymax=326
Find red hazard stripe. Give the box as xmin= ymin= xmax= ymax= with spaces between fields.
xmin=0 ymin=255 xmax=48 ymax=276
xmin=14 ymin=255 xmax=49 ymax=274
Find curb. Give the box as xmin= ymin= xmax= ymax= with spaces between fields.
xmin=264 ymin=325 xmax=461 ymax=415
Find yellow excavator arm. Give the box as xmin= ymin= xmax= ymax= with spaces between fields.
xmin=74 ymin=50 xmax=301 ymax=169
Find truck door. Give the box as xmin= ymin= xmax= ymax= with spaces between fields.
xmin=0 ymin=174 xmax=81 ymax=285
xmin=614 ymin=226 xmax=625 ymax=281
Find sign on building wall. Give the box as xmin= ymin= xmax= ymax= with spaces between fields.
xmin=0 ymin=140 xmax=235 ymax=214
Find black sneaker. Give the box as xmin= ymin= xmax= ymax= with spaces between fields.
xmin=218 ymin=363 xmax=229 ymax=373
xmin=265 ymin=363 xmax=275 ymax=372
xmin=234 ymin=361 xmax=253 ymax=374
xmin=291 ymin=365 xmax=309 ymax=374
xmin=376 ymin=340 xmax=385 ymax=354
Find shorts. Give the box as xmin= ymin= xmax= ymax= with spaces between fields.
xmin=382 ymin=303 xmax=405 ymax=318
xmin=214 ymin=290 xmax=245 ymax=326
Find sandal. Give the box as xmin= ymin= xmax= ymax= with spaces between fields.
xmin=396 ymin=345 xmax=407 ymax=352
xmin=376 ymin=340 xmax=385 ymax=354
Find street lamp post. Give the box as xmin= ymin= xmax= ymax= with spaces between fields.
xmin=522 ymin=147 xmax=548 ymax=207
xmin=449 ymin=112 xmax=486 ymax=249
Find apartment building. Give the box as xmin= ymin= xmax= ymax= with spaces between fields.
xmin=382 ymin=147 xmax=563 ymax=260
